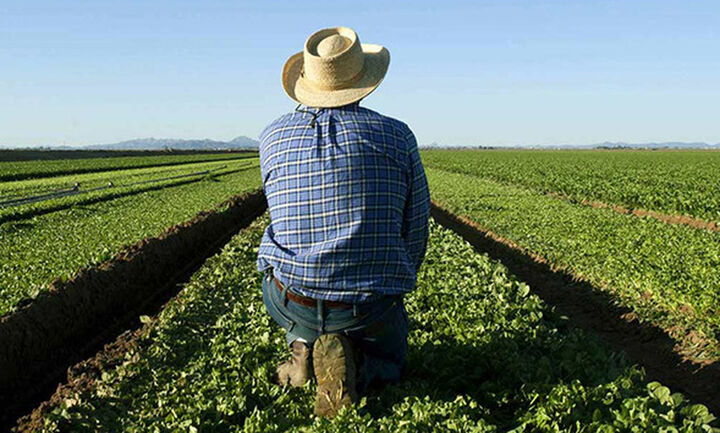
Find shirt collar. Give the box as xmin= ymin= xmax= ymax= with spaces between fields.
xmin=301 ymin=101 xmax=361 ymax=112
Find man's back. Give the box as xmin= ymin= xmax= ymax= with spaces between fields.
xmin=257 ymin=102 xmax=430 ymax=303
xmin=260 ymin=27 xmax=429 ymax=415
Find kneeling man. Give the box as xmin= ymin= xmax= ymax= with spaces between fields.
xmin=257 ymin=26 xmax=430 ymax=417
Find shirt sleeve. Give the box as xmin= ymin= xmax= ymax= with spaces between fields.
xmin=402 ymin=128 xmax=431 ymax=272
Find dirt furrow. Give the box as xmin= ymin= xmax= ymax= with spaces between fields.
xmin=0 ymin=190 xmax=267 ymax=430
xmin=562 ymin=194 xmax=720 ymax=232
xmin=430 ymin=201 xmax=720 ymax=414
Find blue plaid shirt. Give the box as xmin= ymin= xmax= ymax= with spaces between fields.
xmin=256 ymin=102 xmax=430 ymax=303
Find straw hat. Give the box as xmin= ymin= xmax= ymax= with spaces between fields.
xmin=282 ymin=27 xmax=390 ymax=108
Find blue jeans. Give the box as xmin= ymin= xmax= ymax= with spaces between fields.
xmin=261 ymin=271 xmax=409 ymax=392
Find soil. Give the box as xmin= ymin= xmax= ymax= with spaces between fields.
xmin=0 ymin=190 xmax=267 ymax=431
xmin=431 ymin=201 xmax=720 ymax=414
xmin=13 ymin=327 xmax=144 ymax=433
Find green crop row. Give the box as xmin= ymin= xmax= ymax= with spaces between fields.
xmin=30 ymin=217 xmax=718 ymax=432
xmin=0 ymin=152 xmax=256 ymax=182
xmin=421 ymin=149 xmax=720 ymax=224
xmin=0 ymin=168 xmax=262 ymax=316
xmin=0 ymin=157 xmax=258 ymax=198
xmin=427 ymin=168 xmax=720 ymax=361
xmin=0 ymin=159 xmax=259 ymax=223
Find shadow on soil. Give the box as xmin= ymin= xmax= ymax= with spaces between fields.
xmin=429 ymin=202 xmax=720 ymax=415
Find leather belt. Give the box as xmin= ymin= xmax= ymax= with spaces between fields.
xmin=273 ymin=277 xmax=352 ymax=309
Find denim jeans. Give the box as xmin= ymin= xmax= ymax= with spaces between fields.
xmin=261 ymin=271 xmax=409 ymax=392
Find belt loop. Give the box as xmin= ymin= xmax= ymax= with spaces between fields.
xmin=317 ymin=299 xmax=324 ymax=336
xmin=353 ymin=303 xmax=359 ymax=317
xmin=281 ymin=285 xmax=289 ymax=308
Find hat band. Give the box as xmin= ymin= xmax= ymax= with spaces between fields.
xmin=301 ymin=62 xmax=366 ymax=91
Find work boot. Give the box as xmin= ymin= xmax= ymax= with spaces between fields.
xmin=275 ymin=340 xmax=312 ymax=387
xmin=312 ymin=334 xmax=358 ymax=417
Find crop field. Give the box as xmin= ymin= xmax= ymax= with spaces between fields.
xmin=422 ymin=149 xmax=720 ymax=224
xmin=0 ymin=158 xmax=254 ymax=198
xmin=0 ymin=151 xmax=255 ymax=182
xmin=0 ymin=158 xmax=259 ymax=224
xmin=0 ymin=155 xmax=261 ymax=316
xmin=19 ymin=218 xmax=718 ymax=432
xmin=3 ymin=149 xmax=719 ymax=431
xmin=423 ymin=150 xmax=720 ymax=363
xmin=426 ymin=169 xmax=720 ymax=362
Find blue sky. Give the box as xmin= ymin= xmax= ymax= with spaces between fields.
xmin=1 ymin=0 xmax=719 ymax=147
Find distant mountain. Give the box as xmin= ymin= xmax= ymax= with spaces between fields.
xmin=85 ymin=136 xmax=259 ymax=151
xmin=228 ymin=136 xmax=260 ymax=148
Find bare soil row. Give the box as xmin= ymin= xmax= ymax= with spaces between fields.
xmin=13 ymin=325 xmax=146 ymax=433
xmin=0 ymin=190 xmax=267 ymax=429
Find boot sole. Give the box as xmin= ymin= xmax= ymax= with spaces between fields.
xmin=313 ymin=334 xmax=358 ymax=417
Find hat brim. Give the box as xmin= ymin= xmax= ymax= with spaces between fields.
xmin=282 ymin=44 xmax=390 ymax=108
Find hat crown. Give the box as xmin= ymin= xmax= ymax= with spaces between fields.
xmin=316 ymin=35 xmax=351 ymax=58
xmin=303 ymin=27 xmax=365 ymax=90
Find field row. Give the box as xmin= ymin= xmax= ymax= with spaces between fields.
xmin=0 ymin=167 xmax=262 ymax=316
xmin=426 ymin=168 xmax=720 ymax=362
xmin=0 ymin=159 xmax=259 ymax=224
xmin=422 ymin=150 xmax=720 ymax=224
xmin=0 ymin=157 xmax=257 ymax=198
xmin=23 ymin=217 xmax=718 ymax=432
xmin=0 ymin=152 xmax=255 ymax=182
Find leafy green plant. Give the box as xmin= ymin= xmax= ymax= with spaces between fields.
xmin=33 ymin=218 xmax=719 ymax=432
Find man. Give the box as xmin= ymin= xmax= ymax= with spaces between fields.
xmin=257 ymin=26 xmax=430 ymax=417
